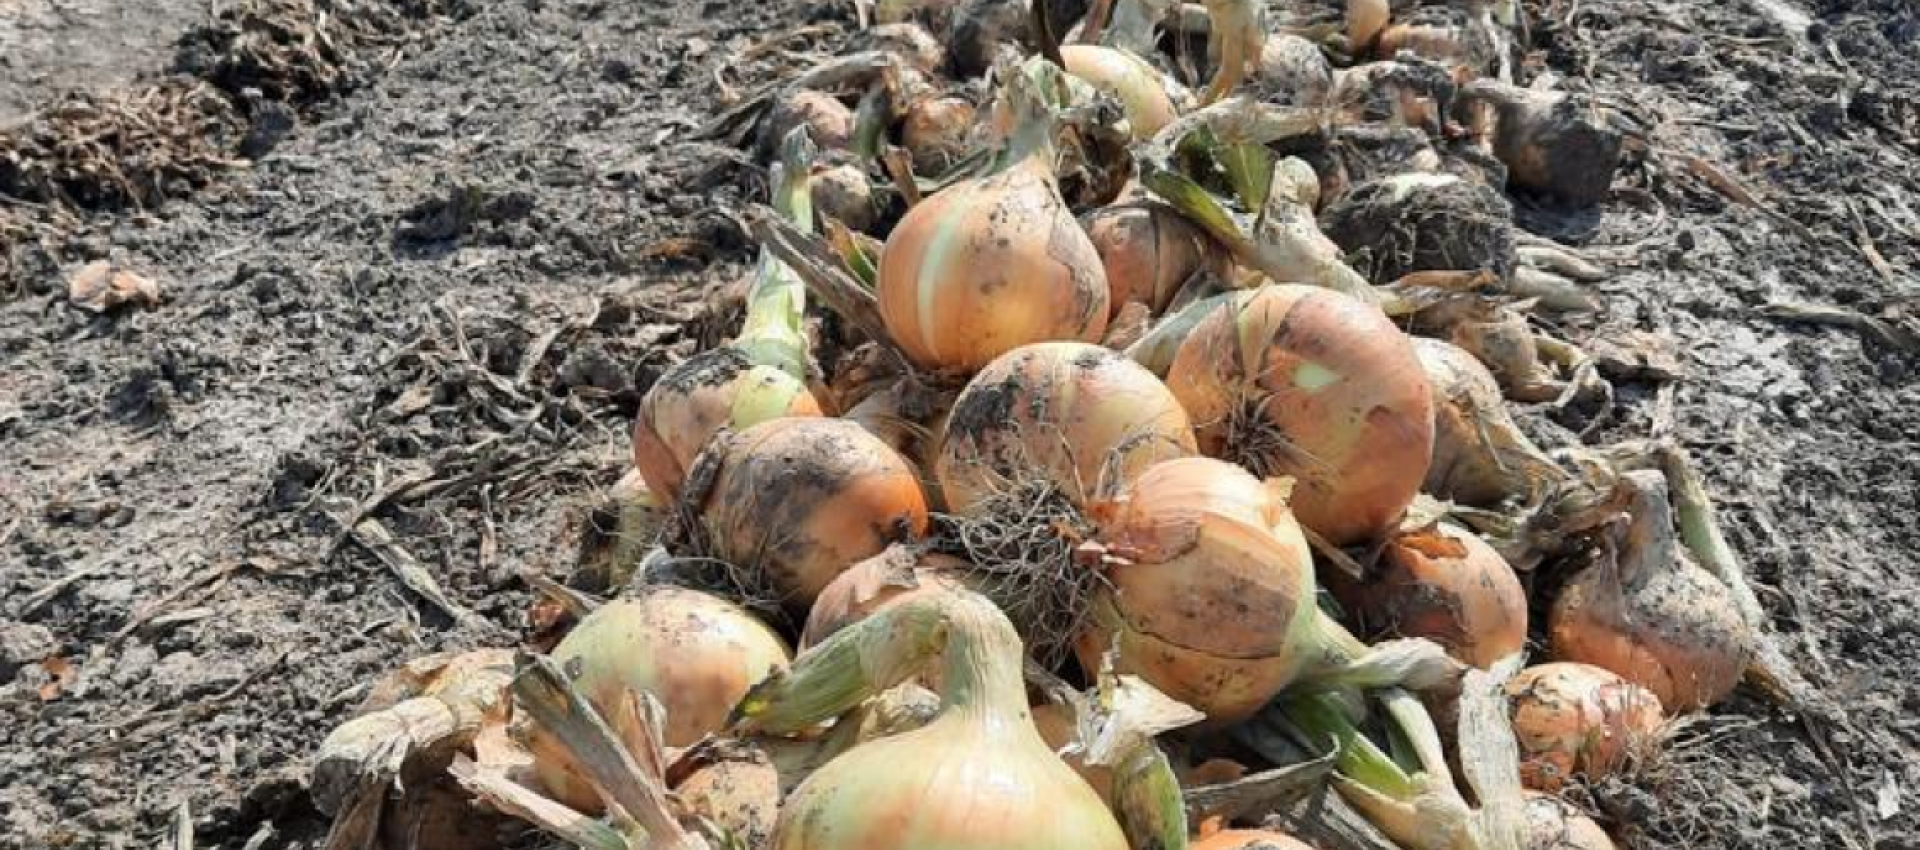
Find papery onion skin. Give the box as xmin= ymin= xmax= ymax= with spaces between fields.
xmin=1165 ymin=284 xmax=1434 ymax=546
xmin=1523 ymin=791 xmax=1617 ymax=850
xmin=674 ymin=746 xmax=782 ymax=849
xmin=632 ymin=349 xmax=823 ymax=501
xmin=1031 ymin=702 xmax=1115 ymax=802
xmin=1412 ymin=337 xmax=1564 ymax=508
xmin=801 ymin=548 xmax=975 ymax=649
xmin=1506 ymin=662 xmax=1664 ymax=793
xmin=1080 ymin=457 xmax=1320 ymax=724
xmin=1549 ymin=470 xmax=1752 ymax=713
xmin=530 ymin=589 xmax=790 ymax=811
xmin=935 ymin=342 xmax=1196 ymax=514
xmin=761 ymin=91 xmax=854 ymax=157
xmin=1330 ymin=522 xmax=1527 ymax=668
xmin=1193 ymin=829 xmax=1316 ymax=850
xmin=699 ymin=418 xmax=930 ymax=606
xmin=1082 ymin=202 xmax=1222 ymax=318
xmin=1060 ymin=44 xmax=1177 ymax=140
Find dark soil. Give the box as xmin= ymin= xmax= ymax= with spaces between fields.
xmin=0 ymin=1 xmax=1915 ymax=850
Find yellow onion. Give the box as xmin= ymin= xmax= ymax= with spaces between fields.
xmin=1082 ymin=201 xmax=1224 ymax=317
xmin=1193 ymin=829 xmax=1315 ymax=850
xmin=1348 ymin=0 xmax=1391 ymax=53
xmin=1165 ymin=284 xmax=1434 ymax=545
xmin=1060 ymin=44 xmax=1177 ymax=140
xmin=1327 ymin=522 xmax=1527 ymax=668
xmin=935 ymin=341 xmax=1196 ymax=514
xmin=800 ymin=547 xmax=974 ymax=648
xmin=1079 ymin=457 xmax=1324 ymax=724
xmin=877 ymin=58 xmax=1110 ymax=374
xmin=900 ymin=95 xmax=978 ymax=175
xmin=761 ymin=91 xmax=854 ymax=156
xmin=673 ymin=743 xmax=781 ymax=848
xmin=1549 ymin=470 xmax=1752 ymax=712
xmin=529 ymin=588 xmax=790 ymax=811
xmin=1506 ymin=662 xmax=1664 ymax=792
xmin=1413 ymin=337 xmax=1566 ymax=508
xmin=1030 ymin=701 xmax=1115 ymax=802
xmin=633 ymin=132 xmax=822 ymax=500
xmin=811 ymin=162 xmax=878 ymax=233
xmin=1523 ymin=791 xmax=1617 ymax=850
xmin=697 ymin=417 xmax=930 ymax=606
xmin=739 ymin=590 xmax=1129 ymax=850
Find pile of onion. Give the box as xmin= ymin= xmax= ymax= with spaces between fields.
xmin=736 ymin=590 xmax=1128 ymax=850
xmin=526 ymin=588 xmax=790 ymax=811
xmin=1080 ymin=456 xmax=1336 ymax=723
xmin=1325 ymin=521 xmax=1528 ymax=668
xmin=695 ymin=417 xmax=930 ymax=606
xmin=1506 ymin=662 xmax=1664 ymax=792
xmin=877 ymin=57 xmax=1110 ymax=375
xmin=1163 ymin=284 xmax=1434 ymax=545
xmin=935 ymin=341 xmax=1196 ymax=514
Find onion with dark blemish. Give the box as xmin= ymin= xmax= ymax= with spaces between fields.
xmin=1506 ymin=662 xmax=1664 ymax=792
xmin=1327 ymin=521 xmax=1527 ymax=668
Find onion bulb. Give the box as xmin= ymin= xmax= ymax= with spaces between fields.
xmin=634 ymin=132 xmax=822 ymax=500
xmin=1347 ymin=0 xmax=1391 ymax=52
xmin=529 ymin=588 xmax=789 ymax=811
xmin=1061 ymin=44 xmax=1177 ymax=140
xmin=1523 ymin=791 xmax=1617 ymax=850
xmin=1549 ymin=470 xmax=1752 ymax=712
xmin=697 ymin=417 xmax=930 ymax=606
xmin=1328 ymin=522 xmax=1526 ymax=668
xmin=1079 ymin=457 xmax=1325 ymax=723
xmin=672 ymin=744 xmax=782 ymax=848
xmin=1412 ymin=337 xmax=1566 ymax=508
xmin=1165 ymin=284 xmax=1434 ymax=545
xmin=877 ymin=58 xmax=1110 ymax=374
xmin=1506 ymin=662 xmax=1663 ymax=792
xmin=936 ymin=341 xmax=1196 ymax=514
xmin=1082 ymin=201 xmax=1224 ymax=317
xmin=901 ymin=95 xmax=977 ymax=175
xmin=810 ymin=163 xmax=877 ymax=233
xmin=801 ymin=546 xmax=974 ymax=648
xmin=760 ymin=91 xmax=853 ymax=157
xmin=739 ymin=590 xmax=1129 ymax=850
xmin=1031 ymin=701 xmax=1115 ymax=802
xmin=1193 ymin=829 xmax=1315 ymax=850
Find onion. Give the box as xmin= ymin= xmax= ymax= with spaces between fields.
xmin=1082 ymin=201 xmax=1223 ymax=317
xmin=1413 ymin=337 xmax=1566 ymax=508
xmin=529 ymin=588 xmax=790 ymax=811
xmin=901 ymin=95 xmax=978 ymax=175
xmin=672 ymin=743 xmax=781 ymax=848
xmin=1328 ymin=522 xmax=1526 ymax=668
xmin=1347 ymin=0 xmax=1391 ymax=52
xmin=1031 ymin=701 xmax=1115 ymax=802
xmin=1061 ymin=44 xmax=1177 ymax=140
xmin=697 ymin=417 xmax=931 ymax=606
xmin=1193 ymin=829 xmax=1315 ymax=850
xmin=810 ymin=162 xmax=878 ymax=233
xmin=877 ymin=59 xmax=1110 ymax=374
xmin=634 ymin=133 xmax=822 ymax=500
xmin=739 ymin=590 xmax=1129 ymax=850
xmin=1080 ymin=457 xmax=1326 ymax=723
xmin=800 ymin=546 xmax=974 ymax=648
xmin=1549 ymin=470 xmax=1753 ymax=712
xmin=1319 ymin=173 xmax=1518 ymax=287
xmin=760 ymin=90 xmax=853 ymax=157
xmin=1164 ymin=284 xmax=1434 ymax=546
xmin=1254 ymin=33 xmax=1334 ymax=106
xmin=1523 ymin=791 xmax=1616 ymax=850
xmin=1459 ymin=80 xmax=1623 ymax=208
xmin=859 ymin=22 xmax=946 ymax=75
xmin=1505 ymin=662 xmax=1664 ymax=792
xmin=936 ymin=341 xmax=1197 ymax=514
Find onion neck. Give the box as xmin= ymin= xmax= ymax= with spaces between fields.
xmin=735 ymin=130 xmax=817 ymax=378
xmin=997 ymin=59 xmax=1064 ymax=179
xmin=934 ymin=593 xmax=1033 ymax=730
xmin=1615 ymin=469 xmax=1676 ymax=584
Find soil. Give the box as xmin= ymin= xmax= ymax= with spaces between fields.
xmin=0 ymin=0 xmax=211 ymax=125
xmin=0 ymin=1 xmax=1914 ymax=850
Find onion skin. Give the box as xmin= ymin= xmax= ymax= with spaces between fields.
xmin=761 ymin=91 xmax=853 ymax=157
xmin=900 ymin=95 xmax=977 ymax=175
xmin=811 ymin=163 xmax=878 ymax=233
xmin=1347 ymin=0 xmax=1390 ymax=52
xmin=801 ymin=548 xmax=974 ymax=648
xmin=1548 ymin=470 xmax=1753 ymax=712
xmin=1165 ymin=285 xmax=1434 ymax=546
xmin=1081 ymin=457 xmax=1320 ymax=724
xmin=699 ymin=418 xmax=931 ymax=606
xmin=1330 ymin=522 xmax=1527 ymax=669
xmin=674 ymin=746 xmax=781 ymax=849
xmin=1082 ymin=202 xmax=1222 ymax=318
xmin=1255 ymin=33 xmax=1334 ymax=107
xmin=1193 ymin=829 xmax=1316 ymax=850
xmin=633 ymin=349 xmax=823 ymax=501
xmin=1412 ymin=337 xmax=1564 ymax=507
xmin=1060 ymin=45 xmax=1177 ymax=140
xmin=935 ymin=342 xmax=1196 ymax=514
xmin=1506 ymin=662 xmax=1664 ymax=793
xmin=530 ymin=589 xmax=790 ymax=811
xmin=1523 ymin=791 xmax=1616 ymax=850
xmin=1031 ymin=702 xmax=1115 ymax=802
xmin=876 ymin=137 xmax=1110 ymax=374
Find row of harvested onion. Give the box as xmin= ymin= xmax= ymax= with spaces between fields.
xmin=315 ymin=2 xmax=1759 ymax=849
